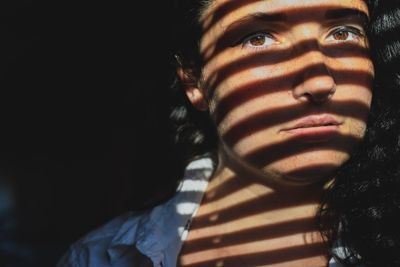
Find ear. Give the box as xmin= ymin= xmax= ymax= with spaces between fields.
xmin=176 ymin=66 xmax=208 ymax=111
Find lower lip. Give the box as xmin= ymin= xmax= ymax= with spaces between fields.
xmin=283 ymin=125 xmax=340 ymax=143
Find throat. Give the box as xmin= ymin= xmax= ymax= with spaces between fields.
xmin=178 ymin=210 xmax=328 ymax=267
xmin=177 ymin=165 xmax=329 ymax=267
xmin=178 ymin=189 xmax=328 ymax=267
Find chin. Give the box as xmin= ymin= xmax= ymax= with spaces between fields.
xmin=261 ymin=150 xmax=350 ymax=187
xmin=283 ymin=168 xmax=337 ymax=186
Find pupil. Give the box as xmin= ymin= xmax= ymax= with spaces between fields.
xmin=334 ymin=31 xmax=349 ymax=40
xmin=250 ymin=35 xmax=265 ymax=46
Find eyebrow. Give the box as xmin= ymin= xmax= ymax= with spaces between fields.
xmin=224 ymin=12 xmax=288 ymax=33
xmin=325 ymin=8 xmax=369 ymax=25
xmin=223 ymin=7 xmax=369 ymax=33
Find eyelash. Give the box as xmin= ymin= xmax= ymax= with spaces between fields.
xmin=238 ymin=31 xmax=277 ymax=49
xmin=327 ymin=26 xmax=365 ymax=42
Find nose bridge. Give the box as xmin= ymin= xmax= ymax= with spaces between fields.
xmin=293 ymin=39 xmax=336 ymax=104
xmin=303 ymin=46 xmax=331 ymax=79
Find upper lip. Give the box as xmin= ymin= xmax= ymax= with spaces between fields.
xmin=281 ymin=115 xmax=342 ymax=131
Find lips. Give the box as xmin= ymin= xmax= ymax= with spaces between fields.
xmin=281 ymin=115 xmax=342 ymax=142
xmin=283 ymin=115 xmax=341 ymax=131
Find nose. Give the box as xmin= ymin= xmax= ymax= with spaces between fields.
xmin=293 ymin=51 xmax=336 ymax=104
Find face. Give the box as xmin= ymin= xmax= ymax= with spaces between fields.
xmin=184 ymin=0 xmax=373 ymax=186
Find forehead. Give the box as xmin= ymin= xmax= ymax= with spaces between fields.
xmin=200 ymin=0 xmax=368 ymax=31
xmin=201 ymin=0 xmax=368 ymax=20
xmin=199 ymin=0 xmax=368 ymax=50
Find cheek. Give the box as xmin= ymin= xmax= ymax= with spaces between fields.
xmin=205 ymin=59 xmax=290 ymax=100
xmin=330 ymin=56 xmax=374 ymax=131
xmin=207 ymin=62 xmax=292 ymax=124
xmin=334 ymin=56 xmax=374 ymax=100
xmin=209 ymin=71 xmax=293 ymax=156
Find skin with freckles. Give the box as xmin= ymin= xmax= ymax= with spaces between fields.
xmin=177 ymin=0 xmax=373 ymax=266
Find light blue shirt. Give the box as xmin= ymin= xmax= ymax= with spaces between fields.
xmin=56 ymin=157 xmax=354 ymax=267
xmin=57 ymin=158 xmax=214 ymax=267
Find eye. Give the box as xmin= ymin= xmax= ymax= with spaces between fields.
xmin=326 ymin=26 xmax=364 ymax=42
xmin=241 ymin=32 xmax=277 ymax=48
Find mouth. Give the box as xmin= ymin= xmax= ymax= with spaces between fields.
xmin=280 ymin=115 xmax=342 ymax=142
xmin=282 ymin=115 xmax=341 ymax=131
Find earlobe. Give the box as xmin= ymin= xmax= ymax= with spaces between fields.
xmin=185 ymin=87 xmax=208 ymax=111
xmin=176 ymin=66 xmax=208 ymax=111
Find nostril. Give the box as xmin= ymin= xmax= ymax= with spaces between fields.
xmin=297 ymin=73 xmax=336 ymax=103
xmin=292 ymin=61 xmax=337 ymax=104
xmin=304 ymin=87 xmax=335 ymax=103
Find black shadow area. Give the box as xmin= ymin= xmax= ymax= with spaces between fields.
xmin=0 ymin=1 xmax=177 ymax=267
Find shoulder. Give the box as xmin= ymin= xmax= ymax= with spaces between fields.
xmin=56 ymin=211 xmax=151 ymax=267
xmin=56 ymin=157 xmax=214 ymax=267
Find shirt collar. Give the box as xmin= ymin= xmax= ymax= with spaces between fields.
xmin=107 ymin=157 xmax=214 ymax=265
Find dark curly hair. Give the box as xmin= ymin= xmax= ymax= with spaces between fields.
xmin=317 ymin=0 xmax=400 ymax=266
xmin=127 ymin=0 xmax=218 ymax=210
xmin=167 ymin=0 xmax=218 ymax=164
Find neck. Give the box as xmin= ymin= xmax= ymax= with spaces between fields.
xmin=199 ymin=165 xmax=325 ymax=221
xmin=178 ymin=163 xmax=330 ymax=267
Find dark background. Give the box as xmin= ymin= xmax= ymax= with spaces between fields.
xmin=0 ymin=1 xmax=175 ymax=266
